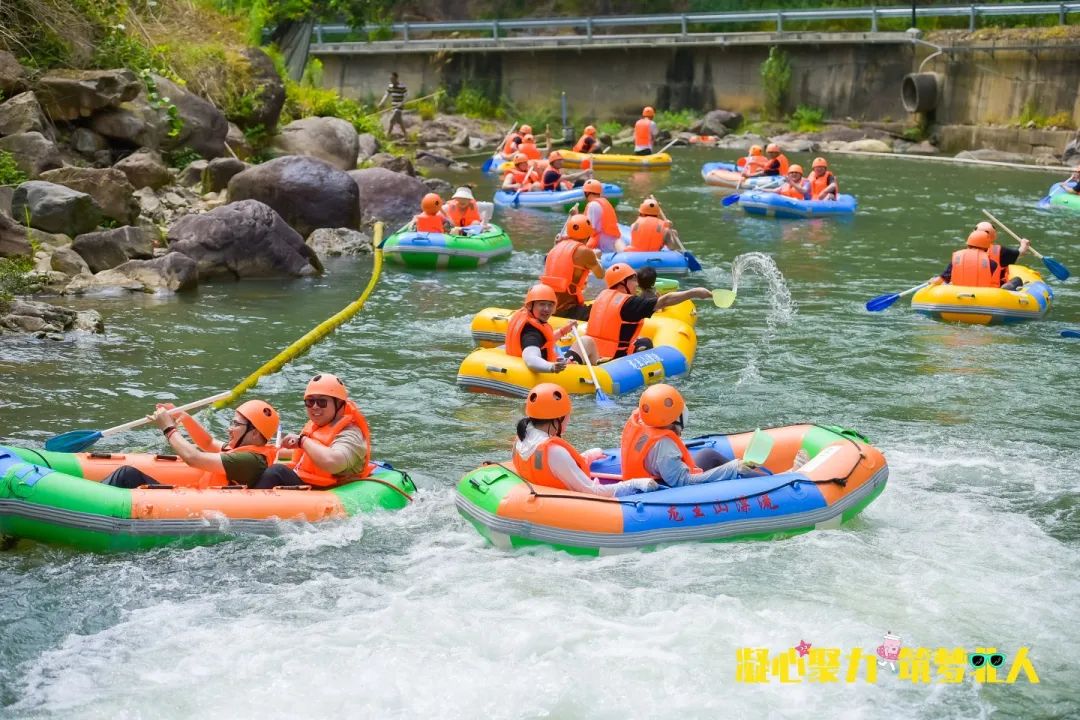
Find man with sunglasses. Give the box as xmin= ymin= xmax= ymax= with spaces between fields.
xmin=255 ymin=373 xmax=372 ymax=489
xmin=103 ymin=400 xmax=280 ymax=489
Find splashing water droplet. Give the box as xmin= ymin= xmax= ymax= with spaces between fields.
xmin=727 ymin=252 xmax=797 ymax=385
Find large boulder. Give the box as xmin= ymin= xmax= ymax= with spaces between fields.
xmin=710 ymin=132 xmax=768 ymax=151
xmin=701 ymin=109 xmax=743 ymax=135
xmin=113 ymin=149 xmax=171 ymax=190
xmin=0 ymin=132 xmax=62 ymax=177
xmin=356 ymin=133 xmax=380 ymax=162
xmin=12 ymin=181 xmax=101 ymax=236
xmin=954 ymin=148 xmax=1033 ymax=164
xmin=0 ymin=92 xmax=50 ymax=137
xmin=167 ymin=199 xmax=323 ymax=278
xmin=272 ymin=117 xmax=359 ymax=171
xmin=153 ymin=76 xmax=229 ymax=159
xmin=306 ymin=227 xmax=372 ymax=257
xmin=36 ymin=69 xmax=142 ymax=121
xmin=226 ymin=123 xmax=253 ymax=160
xmin=0 ymin=51 xmax=27 ymax=96
xmin=72 ymin=226 xmax=154 ymax=272
xmin=235 ymin=48 xmax=286 ymax=131
xmin=227 ymin=155 xmax=360 ymax=237
xmin=348 ymin=167 xmax=427 ymax=230
xmin=89 ymin=94 xmax=169 ymax=150
xmin=840 ymin=138 xmax=892 ymax=153
xmin=367 ymin=152 xmax=416 ymax=176
xmin=203 ymin=157 xmax=249 ymax=193
xmin=70 ymin=127 xmax=110 ymax=156
xmin=1063 ymin=137 xmax=1080 ymax=167
xmin=0 ymin=186 xmax=11 ymax=217
xmin=178 ymin=159 xmax=209 ymax=187
xmin=0 ymin=298 xmax=103 ymax=336
xmin=66 ymin=252 xmax=198 ymax=294
xmin=0 ymin=213 xmax=32 ymax=257
xmin=50 ymin=246 xmax=90 ymax=276
xmin=38 ymin=167 xmax=139 ymax=225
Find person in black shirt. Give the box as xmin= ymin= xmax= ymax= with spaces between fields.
xmin=932 ymin=224 xmax=1030 ymax=290
xmin=1062 ymin=166 xmax=1080 ymax=194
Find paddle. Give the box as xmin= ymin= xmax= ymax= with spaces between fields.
xmin=649 ymin=195 xmax=702 ymax=272
xmin=44 ymin=391 xmax=232 ymax=453
xmin=721 ymin=193 xmax=741 ymax=207
xmin=655 ymin=138 xmax=680 ymax=156
xmin=571 ymin=326 xmax=616 ymax=409
xmin=510 ymin=161 xmax=537 ymax=207
xmin=482 ymin=122 xmax=518 ymax=173
xmin=1038 ymin=182 xmax=1063 ymax=205
xmin=712 ymin=289 xmax=737 ymax=308
xmin=982 ymin=209 xmax=1070 ymax=281
xmin=742 ymin=428 xmax=774 ymax=467
xmin=865 ymin=281 xmax=932 ymax=312
xmin=1062 ymin=329 xmax=1080 ymax=339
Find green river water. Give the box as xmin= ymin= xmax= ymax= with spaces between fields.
xmin=1 ymin=147 xmax=1077 ymax=718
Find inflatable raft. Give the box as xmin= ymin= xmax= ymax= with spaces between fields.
xmin=601 ymin=248 xmax=693 ymax=276
xmin=0 ymin=446 xmax=414 ymax=551
xmin=701 ymin=162 xmax=782 ymax=190
xmin=456 ymin=424 xmax=888 ymax=555
xmin=457 ymin=312 xmax=696 ymax=397
xmin=1036 ymin=183 xmax=1080 ymax=212
xmin=736 ymin=190 xmax=857 ymax=219
xmin=559 ymin=149 xmax=672 ymax=171
xmin=493 ymin=183 xmax=623 ymax=211
xmin=381 ymin=223 xmax=512 ymax=269
xmin=910 ymin=265 xmax=1053 ymax=325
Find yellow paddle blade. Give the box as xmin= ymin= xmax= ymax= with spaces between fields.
xmin=712 ymin=289 xmax=736 ymax=308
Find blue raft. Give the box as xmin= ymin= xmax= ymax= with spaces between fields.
xmin=736 ymin=190 xmax=857 ymax=219
xmin=701 ymin=162 xmax=783 ymax=190
xmin=601 ymin=249 xmax=693 ymax=276
xmin=493 ymin=183 xmax=623 ymax=210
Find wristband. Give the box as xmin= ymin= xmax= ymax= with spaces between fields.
xmin=297 ymin=433 xmax=306 ymax=448
xmin=163 ymin=426 xmax=177 ymax=438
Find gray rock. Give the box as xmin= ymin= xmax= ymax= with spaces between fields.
xmin=167 ymin=199 xmax=323 ymax=278
xmin=766 ymin=134 xmax=818 ymax=152
xmin=36 ymin=69 xmax=142 ymax=121
xmin=356 ymin=133 xmax=380 ymax=162
xmin=178 ymin=159 xmax=209 ymax=187
xmin=12 ymin=181 xmax=101 ymax=236
xmin=236 ymin=48 xmax=286 ymax=131
xmin=226 ymin=123 xmax=252 ymax=161
xmin=154 ymin=76 xmax=229 ymax=159
xmin=272 ymin=117 xmax=359 ymax=171
xmin=306 ymin=227 xmax=372 ymax=257
xmin=134 ymin=186 xmax=164 ymax=221
xmin=0 ymin=132 xmax=63 ymax=177
xmin=702 ymin=109 xmax=743 ymax=135
xmin=0 ymin=213 xmax=32 ymax=257
xmin=0 ymin=298 xmax=103 ymax=335
xmin=415 ymin=150 xmax=453 ymax=169
xmin=50 ymin=246 xmax=90 ymax=275
xmin=467 ymin=136 xmax=487 ymax=151
xmin=349 ymin=167 xmax=427 ymax=230
xmin=711 ymin=133 xmax=768 ymax=151
xmin=70 ymin=230 xmax=131 ymax=272
xmin=0 ymin=92 xmax=50 ymax=137
xmin=0 ymin=186 xmax=11 ymax=218
xmin=38 ymin=166 xmax=139 ymax=225
xmin=422 ymin=177 xmax=453 ymax=196
xmin=817 ymin=140 xmax=850 ymax=153
xmin=202 ymin=157 xmax=249 ymax=193
xmin=1062 ymin=138 xmax=1080 ymax=167
xmin=89 ymin=94 xmax=169 ymax=150
xmin=0 ymin=51 xmax=27 ymax=96
xmin=894 ymin=140 xmax=939 ymax=156
xmin=367 ymin=152 xmax=416 ymax=176
xmin=76 ymin=225 xmax=154 ymax=262
xmin=954 ymin=148 xmax=1033 ymax=164
xmin=839 ymin=138 xmax=892 ymax=153
xmin=68 ymin=252 xmax=198 ymax=294
xmin=70 ymin=127 xmax=110 ymax=156
xmin=227 ymin=155 xmax=360 ymax=238
xmin=113 ymin=148 xmax=171 ymax=190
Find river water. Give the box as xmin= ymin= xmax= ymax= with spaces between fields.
xmin=1 ymin=148 xmax=1077 ymax=718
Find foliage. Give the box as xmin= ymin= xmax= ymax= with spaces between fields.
xmin=1014 ymin=100 xmax=1075 ymax=129
xmin=165 ymin=147 xmax=203 ymax=170
xmin=453 ymin=86 xmax=504 ymax=119
xmin=207 ymin=0 xmax=396 ymax=43
xmin=654 ymin=109 xmax=698 ymax=131
xmin=140 ymin=69 xmax=183 ymax=139
xmin=788 ymin=105 xmax=824 ymax=132
xmin=415 ymin=97 xmax=438 ymax=121
xmin=597 ymin=120 xmax=624 ymax=137
xmin=0 ymin=150 xmax=28 ymax=187
xmin=760 ymin=46 xmax=791 ymax=121
xmin=0 ymin=255 xmax=35 ymax=303
xmin=282 ymin=79 xmax=382 ymax=135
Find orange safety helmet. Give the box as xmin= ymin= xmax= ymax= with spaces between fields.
xmin=812 ymin=157 xmax=829 ymax=169
xmin=638 ymin=199 xmax=660 ymax=216
xmin=520 ymin=124 xmax=533 ymax=135
xmin=584 ymin=125 xmax=597 ymax=136
xmin=642 ymin=106 xmax=655 ymax=118
xmin=524 ymin=283 xmax=557 ymax=306
xmin=565 ymin=213 xmax=593 ymax=241
xmin=305 ymin=373 xmax=348 ymax=401
xmin=975 ymin=221 xmax=997 ymax=243
xmin=548 ymin=150 xmax=563 ymax=163
xmin=604 ymin=263 xmax=637 ymax=288
xmin=638 ymin=383 xmax=685 ymax=428
xmin=523 ymin=133 xmax=535 ymax=143
xmin=421 ymin=193 xmax=442 ymax=214
xmin=525 ymin=383 xmax=572 ymax=420
xmin=749 ymin=145 xmax=764 ymax=156
xmin=788 ymin=164 xmax=804 ymax=175
xmin=512 ymin=152 xmax=529 ymax=165
xmin=582 ymin=179 xmax=603 ymax=195
xmin=235 ymin=400 xmax=280 ymax=441
xmin=766 ymin=143 xmax=780 ymax=153
xmin=966 ymin=229 xmax=992 ymax=250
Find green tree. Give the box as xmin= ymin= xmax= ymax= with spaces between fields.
xmin=760 ymin=46 xmax=791 ymax=121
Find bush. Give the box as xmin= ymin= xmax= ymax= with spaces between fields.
xmin=760 ymin=46 xmax=791 ymax=121
xmin=788 ymin=105 xmax=824 ymax=132
xmin=1015 ymin=100 xmax=1075 ymax=129
xmin=0 ymin=255 xmax=35 ymax=303
xmin=454 ymin=86 xmax=502 ymax=119
xmin=0 ymin=150 xmax=27 ymax=187
xmin=597 ymin=120 xmax=624 ymax=137
xmin=655 ymin=109 xmax=697 ymax=132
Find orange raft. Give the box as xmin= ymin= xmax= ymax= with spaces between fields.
xmin=456 ymin=424 xmax=887 ymax=555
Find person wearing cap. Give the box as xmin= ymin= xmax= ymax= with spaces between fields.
xmin=930 ymin=223 xmax=1030 ymax=291
xmin=256 ymin=373 xmax=372 ymax=489
xmin=619 ymin=384 xmax=807 ymax=487
xmin=541 ymin=213 xmax=605 ymax=320
xmin=513 ymin=383 xmax=657 ymax=497
xmin=633 ymin=106 xmax=658 ymax=156
xmin=741 ymin=145 xmax=769 ymax=177
xmin=103 ymin=400 xmax=280 ymax=489
xmin=768 ymin=165 xmax=809 ymax=200
xmin=502 ymin=124 xmax=532 ymax=157
xmin=617 ymin=198 xmax=677 ymax=253
xmin=502 ymin=152 xmax=539 ymax=191
xmin=575 ymin=179 xmax=621 ymax=253
xmin=443 ymin=187 xmax=486 ymax=233
xmin=573 ymin=125 xmax=602 ymax=154
xmin=411 ymin=192 xmax=453 ymax=233
xmin=585 ymin=263 xmax=714 ymax=361
xmin=808 ymin=157 xmax=839 ymax=200
xmin=505 ymin=284 xmax=595 ymax=373
xmin=540 ymin=151 xmax=592 ymax=191
xmin=1062 ymin=166 xmax=1080 ymax=194
xmin=762 ymin=143 xmax=790 ymax=177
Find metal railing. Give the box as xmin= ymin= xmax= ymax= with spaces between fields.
xmin=312 ymin=3 xmax=1080 ymax=45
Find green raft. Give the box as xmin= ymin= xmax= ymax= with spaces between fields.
xmin=0 ymin=446 xmax=415 ymax=552
xmin=381 ymin=223 xmax=513 ymax=269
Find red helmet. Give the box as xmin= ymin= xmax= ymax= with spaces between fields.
xmin=582 ymin=179 xmax=603 ymax=195
xmin=565 ymin=214 xmax=592 ymax=241
xmin=604 ymin=263 xmax=637 ymax=288
xmin=524 ymin=283 xmax=557 ymax=306
xmin=638 ymin=199 xmax=660 ymax=217
xmin=421 ymin=193 xmax=442 ymax=214
xmin=638 ymin=384 xmax=685 ymax=428
xmin=305 ymin=373 xmax=348 ymax=401
xmin=525 ymin=383 xmax=571 ymax=420
xmin=235 ymin=400 xmax=280 ymax=441
xmin=966 ymin=229 xmax=992 ymax=250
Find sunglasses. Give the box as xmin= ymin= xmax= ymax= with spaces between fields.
xmin=968 ymin=653 xmax=1006 ymax=669
xmin=304 ymin=397 xmax=331 ymax=409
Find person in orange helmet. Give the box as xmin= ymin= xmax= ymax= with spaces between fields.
xmin=513 ymin=384 xmax=658 ymax=496
xmin=633 ymin=106 xmax=658 ymax=156
xmin=501 ymin=152 xmax=539 ymax=191
xmin=808 ymin=157 xmax=839 ymax=200
xmin=518 ymin=133 xmax=542 ymax=160
xmin=411 ymin=192 xmax=453 ymax=233
xmin=577 ymin=179 xmax=622 ymax=253
xmin=573 ymin=125 xmax=602 ymax=154
xmin=763 ymin=142 xmax=790 ymax=177
xmin=505 ymin=284 xmax=594 ymax=373
xmin=930 ymin=226 xmax=1030 ymax=290
xmin=741 ymin=144 xmax=769 ymax=177
xmin=103 ymin=399 xmax=280 ymax=489
xmin=542 ymin=213 xmax=605 ymax=320
xmin=768 ymin=164 xmax=809 ymax=200
xmin=619 ymin=384 xmax=807 ymax=486
xmin=616 ymin=198 xmax=676 ymax=253
xmin=256 ymin=373 xmax=373 ymax=489
xmin=1061 ymin=166 xmax=1080 ymax=194
xmin=539 ymin=151 xmax=592 ymax=191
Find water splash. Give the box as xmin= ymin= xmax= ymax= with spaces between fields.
xmin=727 ymin=252 xmax=797 ymax=385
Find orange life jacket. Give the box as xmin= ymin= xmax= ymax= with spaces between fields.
xmin=619 ymin=409 xmax=701 ymax=481
xmin=809 ymin=172 xmax=837 ymax=198
xmin=589 ymin=197 xmax=620 ymax=241
xmin=518 ymin=142 xmax=541 ymax=160
xmin=744 ymin=155 xmax=769 ymax=174
xmin=504 ymin=309 xmax=557 ymax=361
xmin=586 ymin=288 xmax=642 ymax=359
xmin=778 ymin=182 xmax=807 ymax=200
xmin=541 ymin=239 xmax=592 ymax=303
xmin=502 ymin=133 xmax=522 ymax=156
xmin=446 ymin=201 xmax=481 ymax=227
xmin=573 ymin=135 xmax=596 ymax=153
xmin=629 ymin=216 xmax=666 ymax=252
xmin=288 ymin=400 xmax=373 ymax=487
xmin=951 ymin=246 xmax=1003 ymax=288
xmin=414 ymin=213 xmax=445 ymax=233
xmin=503 ymin=168 xmax=537 ymax=187
xmin=196 ymin=444 xmax=278 ymax=488
xmin=512 ymin=435 xmax=590 ymax=489
xmin=634 ymin=118 xmax=654 ymax=149
xmin=775 ymin=154 xmax=790 ymax=176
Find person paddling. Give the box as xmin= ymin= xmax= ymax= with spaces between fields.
xmin=540 ymin=151 xmax=592 ymax=191
xmin=502 ymin=153 xmax=538 ymax=191
xmin=767 ymin=164 xmax=809 ymax=200
xmin=1061 ymin=166 xmax=1080 ymax=194
xmin=505 ymin=284 xmax=594 ymax=373
xmin=579 ymin=179 xmax=621 ymax=253
xmin=762 ymin=143 xmax=790 ymax=177
xmin=808 ymin=157 xmax=839 ymax=200
xmin=573 ymin=125 xmax=602 ymax=154
xmin=741 ymin=145 xmax=768 ymax=177
xmin=616 ymin=198 xmax=677 ymax=253
xmin=930 ymin=225 xmax=1030 ymax=291
xmin=541 ymin=213 xmax=605 ymax=320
